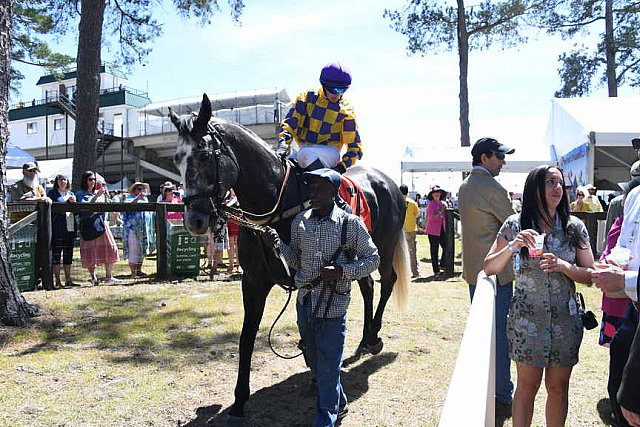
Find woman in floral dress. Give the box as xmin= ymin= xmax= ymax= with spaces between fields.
xmin=484 ymin=165 xmax=594 ymax=427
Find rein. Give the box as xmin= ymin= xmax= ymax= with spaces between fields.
xmin=182 ymin=123 xmax=306 ymax=360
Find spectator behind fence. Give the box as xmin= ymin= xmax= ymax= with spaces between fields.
xmin=123 ymin=182 xmax=154 ymax=278
xmin=47 ymin=174 xmax=77 ymax=288
xmin=76 ymin=171 xmax=120 ymax=286
xmin=583 ymin=183 xmax=604 ymax=212
xmin=458 ymin=137 xmax=516 ymax=416
xmin=160 ymin=184 xmax=183 ymax=221
xmin=8 ymin=162 xmax=51 ymax=222
xmin=224 ymin=190 xmax=240 ymax=275
xmin=425 ymin=185 xmax=447 ymax=276
xmin=605 ymin=160 xmax=640 ymax=234
xmin=156 ymin=181 xmax=175 ymax=202
xmin=399 ymin=184 xmax=420 ymax=278
xmin=206 ymin=215 xmax=228 ymax=278
xmin=484 ymin=165 xmax=594 ymax=427
xmin=570 ymin=187 xmax=589 ymax=212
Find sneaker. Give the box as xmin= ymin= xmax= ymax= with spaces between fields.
xmin=104 ymin=278 xmax=122 ymax=285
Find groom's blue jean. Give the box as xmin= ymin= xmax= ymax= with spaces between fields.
xmin=469 ymin=280 xmax=514 ymax=404
xmin=297 ymin=300 xmax=348 ymax=427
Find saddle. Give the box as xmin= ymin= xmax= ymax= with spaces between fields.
xmin=338 ymin=175 xmax=372 ymax=231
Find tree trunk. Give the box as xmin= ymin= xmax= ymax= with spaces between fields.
xmin=0 ymin=0 xmax=37 ymax=326
xmin=72 ymin=0 xmax=106 ymax=190
xmin=457 ymin=0 xmax=471 ymax=147
xmin=604 ymin=0 xmax=617 ymax=97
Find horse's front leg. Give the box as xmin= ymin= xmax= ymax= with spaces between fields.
xmin=356 ymin=275 xmax=375 ymax=355
xmin=228 ymin=276 xmax=272 ymax=423
xmin=369 ymin=251 xmax=397 ymax=355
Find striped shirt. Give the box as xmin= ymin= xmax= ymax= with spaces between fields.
xmin=279 ymin=88 xmax=363 ymax=172
xmin=280 ymin=205 xmax=380 ymax=318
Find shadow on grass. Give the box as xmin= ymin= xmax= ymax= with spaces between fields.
xmin=184 ymin=352 xmax=398 ymax=426
xmin=6 ymin=292 xmax=249 ymax=367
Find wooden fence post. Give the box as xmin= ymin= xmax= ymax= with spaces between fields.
xmin=155 ymin=203 xmax=168 ymax=280
xmin=444 ymin=208 xmax=456 ymax=275
xmin=35 ymin=201 xmax=53 ymax=290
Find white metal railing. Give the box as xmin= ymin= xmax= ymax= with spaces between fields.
xmin=439 ymin=271 xmax=496 ymax=427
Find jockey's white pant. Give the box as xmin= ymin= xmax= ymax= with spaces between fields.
xmin=290 ymin=144 xmax=340 ymax=169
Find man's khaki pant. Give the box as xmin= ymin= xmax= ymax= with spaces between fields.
xmin=405 ymin=231 xmax=418 ymax=276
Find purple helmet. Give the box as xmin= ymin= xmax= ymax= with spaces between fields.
xmin=319 ymin=62 xmax=352 ymax=89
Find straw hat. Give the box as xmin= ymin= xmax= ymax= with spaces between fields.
xmin=128 ymin=181 xmax=150 ymax=193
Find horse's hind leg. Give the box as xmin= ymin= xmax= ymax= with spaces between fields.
xmin=356 ymin=275 xmax=374 ymax=355
xmin=368 ymin=249 xmax=397 ymax=355
xmin=228 ymin=277 xmax=271 ymax=421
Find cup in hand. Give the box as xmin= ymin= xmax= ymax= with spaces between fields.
xmin=529 ymin=233 xmax=545 ymax=257
xmin=594 ymin=262 xmax=628 ymax=299
xmin=610 ymin=246 xmax=631 ymax=268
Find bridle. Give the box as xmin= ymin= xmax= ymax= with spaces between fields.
xmin=181 ymin=123 xmax=304 ymax=232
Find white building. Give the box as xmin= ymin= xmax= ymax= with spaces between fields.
xmin=8 ymin=66 xmax=291 ymax=192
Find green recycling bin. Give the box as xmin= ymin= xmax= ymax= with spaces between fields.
xmin=167 ymin=219 xmax=202 ymax=276
xmin=9 ymin=224 xmax=37 ymax=292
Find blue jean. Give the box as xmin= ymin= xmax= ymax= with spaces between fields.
xmin=469 ymin=281 xmax=514 ymax=404
xmin=297 ymin=300 xmax=348 ymax=427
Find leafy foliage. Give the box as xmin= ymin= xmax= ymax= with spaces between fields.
xmin=11 ymin=1 xmax=75 ymax=93
xmin=384 ymin=0 xmax=540 ymax=56
xmin=534 ymin=0 xmax=640 ymax=96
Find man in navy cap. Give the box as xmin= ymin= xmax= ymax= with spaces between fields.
xmin=458 ymin=137 xmax=516 ymax=419
xmin=262 ymin=168 xmax=379 ymax=426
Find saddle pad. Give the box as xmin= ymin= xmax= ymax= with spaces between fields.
xmin=339 ymin=176 xmax=372 ymax=231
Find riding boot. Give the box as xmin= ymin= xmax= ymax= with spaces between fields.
xmin=304 ymin=159 xmax=326 ymax=172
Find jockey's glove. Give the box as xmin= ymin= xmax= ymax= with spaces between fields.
xmin=333 ymin=164 xmax=347 ymax=174
xmin=276 ymin=140 xmax=290 ymax=158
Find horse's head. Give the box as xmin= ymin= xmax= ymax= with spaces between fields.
xmin=169 ymin=93 xmax=239 ymax=235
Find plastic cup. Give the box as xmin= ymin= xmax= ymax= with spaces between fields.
xmin=529 ymin=233 xmax=545 ymax=257
xmin=594 ymin=263 xmax=628 ymax=299
xmin=610 ymin=247 xmax=631 ymax=268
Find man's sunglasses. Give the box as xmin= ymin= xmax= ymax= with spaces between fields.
xmin=491 ymin=151 xmax=506 ymax=160
xmin=323 ymin=86 xmax=347 ymax=95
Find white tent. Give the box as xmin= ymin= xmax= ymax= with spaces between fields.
xmin=6 ymin=144 xmax=35 ymax=169
xmin=400 ymin=144 xmax=552 ymax=195
xmin=5 ymin=158 xmax=105 ymax=186
xmin=545 ymin=97 xmax=640 ymax=189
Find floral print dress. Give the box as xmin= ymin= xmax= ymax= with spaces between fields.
xmin=499 ymin=213 xmax=589 ymax=367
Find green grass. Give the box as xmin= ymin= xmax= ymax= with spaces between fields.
xmin=0 ymin=236 xmax=615 ymax=426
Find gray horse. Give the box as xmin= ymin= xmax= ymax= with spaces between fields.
xmin=170 ymin=94 xmax=410 ymax=423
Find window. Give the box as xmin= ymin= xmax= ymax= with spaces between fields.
xmin=27 ymin=122 xmax=37 ymax=134
xmin=54 ymin=118 xmax=64 ymax=130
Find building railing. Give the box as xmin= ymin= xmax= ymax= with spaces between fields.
xmin=439 ymin=271 xmax=496 ymax=426
xmin=11 ymin=85 xmax=148 ymax=110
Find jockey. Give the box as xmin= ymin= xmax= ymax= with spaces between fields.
xmin=277 ymin=61 xmax=363 ymax=174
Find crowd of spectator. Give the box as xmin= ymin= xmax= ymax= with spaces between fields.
xmin=7 ymin=164 xmax=242 ymax=286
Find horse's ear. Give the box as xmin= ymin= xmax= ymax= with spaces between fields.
xmin=193 ymin=93 xmax=212 ymax=134
xmin=168 ymin=107 xmax=181 ymax=130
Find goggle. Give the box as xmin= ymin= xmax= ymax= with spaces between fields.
xmin=323 ymin=86 xmax=347 ymax=95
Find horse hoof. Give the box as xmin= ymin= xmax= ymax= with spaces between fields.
xmin=355 ymin=344 xmax=369 ymax=356
xmin=225 ymin=414 xmax=246 ymax=427
xmin=368 ymin=339 xmax=383 ymax=355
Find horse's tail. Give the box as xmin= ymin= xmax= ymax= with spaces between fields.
xmin=392 ymin=230 xmax=410 ymax=309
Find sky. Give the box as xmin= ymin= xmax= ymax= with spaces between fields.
xmin=12 ymin=0 xmax=640 ymax=192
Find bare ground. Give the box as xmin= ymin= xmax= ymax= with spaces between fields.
xmin=0 ymin=255 xmax=614 ymax=427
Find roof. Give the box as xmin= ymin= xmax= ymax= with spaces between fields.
xmin=36 ymin=65 xmax=126 ymax=85
xmin=401 ymin=145 xmax=552 ymax=173
xmin=553 ymin=97 xmax=640 ymax=134
xmin=140 ymin=88 xmax=291 ymax=117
